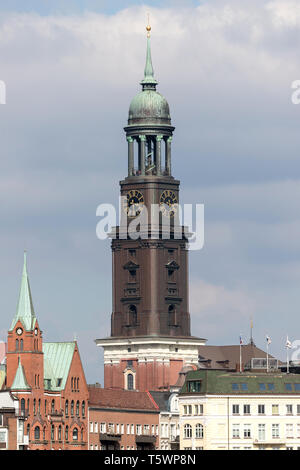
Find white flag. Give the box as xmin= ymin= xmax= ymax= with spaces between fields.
xmin=266 ymin=335 xmax=271 ymax=345
xmin=286 ymin=336 xmax=292 ymax=349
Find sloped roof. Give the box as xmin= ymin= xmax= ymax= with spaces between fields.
xmin=10 ymin=253 xmax=36 ymax=332
xmin=198 ymin=344 xmax=281 ymax=370
xmin=148 ymin=391 xmax=171 ymax=411
xmin=11 ymin=359 xmax=30 ymax=391
xmin=43 ymin=342 xmax=76 ymax=391
xmin=180 ymin=369 xmax=300 ymax=395
xmin=88 ymin=387 xmax=159 ymax=412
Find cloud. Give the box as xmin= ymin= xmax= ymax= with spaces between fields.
xmin=0 ymin=1 xmax=299 ymax=381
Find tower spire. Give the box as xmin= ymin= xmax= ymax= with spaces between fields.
xmin=141 ymin=20 xmax=158 ymax=91
xmin=10 ymin=252 xmax=37 ymax=332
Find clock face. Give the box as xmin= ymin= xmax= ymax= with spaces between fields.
xmin=16 ymin=328 xmax=23 ymax=336
xmin=124 ymin=190 xmax=145 ymax=218
xmin=160 ymin=190 xmax=178 ymax=217
xmin=34 ymin=328 xmax=38 ymax=336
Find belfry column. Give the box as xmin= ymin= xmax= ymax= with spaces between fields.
xmin=156 ymin=135 xmax=163 ymax=176
xmin=139 ymin=135 xmax=146 ymax=175
xmin=166 ymin=136 xmax=172 ymax=176
xmin=127 ymin=136 xmax=134 ymax=176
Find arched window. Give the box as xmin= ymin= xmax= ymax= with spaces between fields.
xmin=65 ymin=400 xmax=69 ymax=416
xmin=38 ymin=399 xmax=41 ymax=414
xmin=76 ymin=401 xmax=80 ymax=416
xmin=34 ymin=426 xmax=40 ymax=441
xmin=20 ymin=398 xmax=25 ymax=412
xmin=128 ymin=305 xmax=137 ymax=326
xmin=51 ymin=399 xmax=55 ymax=414
xmin=71 ymin=377 xmax=74 ymax=389
xmin=71 ymin=400 xmax=74 ymax=416
xmin=81 ymin=428 xmax=84 ymax=441
xmin=43 ymin=427 xmax=46 ymax=441
xmin=168 ymin=305 xmax=176 ymax=326
xmin=20 ymin=339 xmax=23 ymax=351
xmin=82 ymin=401 xmax=85 ymax=418
xmin=184 ymin=424 xmax=192 ymax=439
xmin=16 ymin=339 xmax=19 ymax=351
xmin=51 ymin=425 xmax=55 ymax=441
xmin=77 ymin=378 xmax=79 ymax=390
xmin=27 ymin=424 xmax=30 ymax=436
xmin=58 ymin=425 xmax=62 ymax=441
xmin=72 ymin=428 xmax=78 ymax=441
xmin=44 ymin=400 xmax=47 ymax=415
xmin=33 ymin=399 xmax=36 ymax=415
xmin=127 ymin=373 xmax=134 ymax=391
xmin=65 ymin=426 xmax=69 ymax=441
xmin=195 ymin=423 xmax=204 ymax=439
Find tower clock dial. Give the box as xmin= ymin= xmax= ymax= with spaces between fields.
xmin=16 ymin=327 xmax=23 ymax=336
xmin=124 ymin=190 xmax=145 ymax=218
xmin=160 ymin=190 xmax=178 ymax=217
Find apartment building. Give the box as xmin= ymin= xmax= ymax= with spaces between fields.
xmin=179 ymin=369 xmax=300 ymax=450
xmin=0 ymin=391 xmax=29 ymax=450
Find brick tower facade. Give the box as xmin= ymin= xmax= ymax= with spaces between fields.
xmin=6 ymin=254 xmax=89 ymax=450
xmin=96 ymin=25 xmax=205 ymax=392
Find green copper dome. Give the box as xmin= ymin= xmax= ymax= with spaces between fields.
xmin=128 ymin=90 xmax=171 ymax=125
xmin=128 ymin=32 xmax=171 ymax=126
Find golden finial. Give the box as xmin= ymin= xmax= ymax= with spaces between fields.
xmin=146 ymin=12 xmax=151 ymax=38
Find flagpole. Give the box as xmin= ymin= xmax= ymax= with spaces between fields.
xmin=287 ymin=346 xmax=289 ymax=374
xmin=240 ymin=341 xmax=242 ymax=373
xmin=266 ymin=340 xmax=269 ymax=373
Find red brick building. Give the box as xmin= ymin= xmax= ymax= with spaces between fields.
xmin=5 ymin=254 xmax=89 ymax=450
xmin=88 ymin=386 xmax=160 ymax=450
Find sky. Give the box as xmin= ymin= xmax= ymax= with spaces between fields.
xmin=0 ymin=0 xmax=300 ymax=383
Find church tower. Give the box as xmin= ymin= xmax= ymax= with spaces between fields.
xmin=96 ymin=25 xmax=205 ymax=392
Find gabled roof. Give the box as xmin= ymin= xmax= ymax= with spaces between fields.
xmin=43 ymin=342 xmax=76 ymax=391
xmin=10 ymin=253 xmax=37 ymax=332
xmin=11 ymin=358 xmax=30 ymax=391
xmin=148 ymin=391 xmax=171 ymax=411
xmin=88 ymin=387 xmax=159 ymax=412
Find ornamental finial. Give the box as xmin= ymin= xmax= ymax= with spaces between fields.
xmin=146 ymin=12 xmax=151 ymax=38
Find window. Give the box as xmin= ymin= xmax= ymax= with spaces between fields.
xmin=232 ymin=425 xmax=240 ymax=439
xmin=286 ymin=424 xmax=293 ymax=438
xmin=244 ymin=425 xmax=251 ymax=438
xmin=232 ymin=383 xmax=239 ymax=391
xmin=34 ymin=426 xmax=40 ymax=441
xmin=184 ymin=424 xmax=192 ymax=439
xmin=272 ymin=424 xmax=280 ymax=439
xmin=131 ymin=424 xmax=135 ymax=435
xmin=232 ymin=405 xmax=239 ymax=415
xmin=195 ymin=424 xmax=203 ymax=439
xmin=258 ymin=405 xmax=265 ymax=415
xmin=194 ymin=404 xmax=203 ymax=415
xmin=16 ymin=339 xmax=19 ymax=351
xmin=294 ymin=384 xmax=300 ymax=391
xmin=71 ymin=401 xmax=74 ymax=416
xmin=297 ymin=405 xmax=300 ymax=415
xmin=187 ymin=380 xmax=201 ymax=393
xmin=76 ymin=401 xmax=80 ymax=417
xmin=128 ymin=305 xmax=137 ymax=327
xmin=51 ymin=399 xmax=55 ymax=414
xmin=65 ymin=400 xmax=69 ymax=416
xmin=127 ymin=373 xmax=134 ymax=391
xmin=267 ymin=383 xmax=275 ymax=391
xmin=94 ymin=422 xmax=98 ymax=433
xmin=259 ymin=383 xmax=266 ymax=391
xmin=258 ymin=424 xmax=265 ymax=441
xmin=286 ymin=404 xmax=293 ymax=415
xmin=136 ymin=425 xmax=142 ymax=435
xmin=51 ymin=425 xmax=54 ymax=441
xmin=20 ymin=339 xmax=23 ymax=351
xmin=100 ymin=423 xmax=106 ymax=433
xmin=244 ymin=404 xmax=250 ymax=415
xmin=241 ymin=383 xmax=248 ymax=391
xmin=72 ymin=428 xmax=78 ymax=441
xmin=90 ymin=422 xmax=93 ymax=433
xmin=58 ymin=425 xmax=62 ymax=441
xmin=143 ymin=425 xmax=150 ymax=435
xmin=21 ymin=398 xmax=25 ymax=413
xmin=272 ymin=404 xmax=279 ymax=415
xmin=285 ymin=383 xmax=292 ymax=391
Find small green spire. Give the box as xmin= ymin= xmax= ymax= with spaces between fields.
xmin=141 ymin=23 xmax=158 ymax=90
xmin=10 ymin=252 xmax=37 ymax=332
xmin=11 ymin=356 xmax=30 ymax=390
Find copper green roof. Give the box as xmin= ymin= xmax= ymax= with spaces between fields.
xmin=128 ymin=29 xmax=171 ymax=126
xmin=43 ymin=342 xmax=76 ymax=391
xmin=180 ymin=370 xmax=300 ymax=395
xmin=10 ymin=253 xmax=37 ymax=332
xmin=11 ymin=358 xmax=30 ymax=391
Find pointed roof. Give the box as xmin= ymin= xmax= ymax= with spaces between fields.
xmin=140 ymin=24 xmax=158 ymax=90
xmin=11 ymin=357 xmax=30 ymax=390
xmin=10 ymin=253 xmax=37 ymax=332
xmin=43 ymin=342 xmax=76 ymax=391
